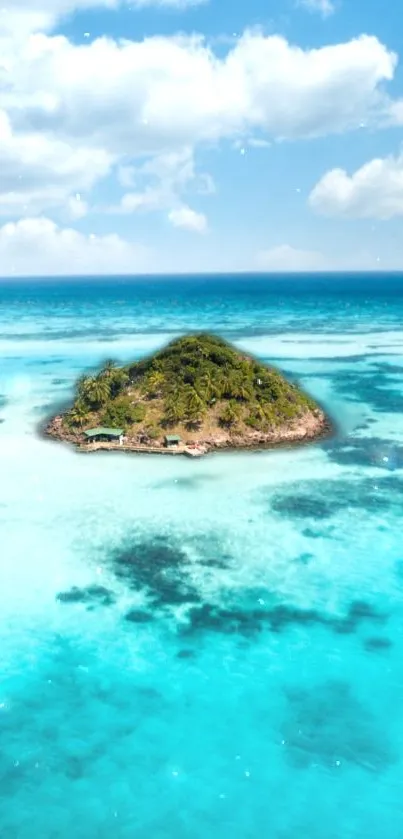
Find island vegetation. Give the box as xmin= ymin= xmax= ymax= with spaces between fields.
xmin=46 ymin=333 xmax=329 ymax=454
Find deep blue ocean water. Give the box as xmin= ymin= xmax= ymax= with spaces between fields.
xmin=1 ymin=273 xmax=403 ymax=838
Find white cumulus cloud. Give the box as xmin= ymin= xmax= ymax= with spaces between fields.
xmin=0 ymin=110 xmax=112 ymax=216
xmin=168 ymin=205 xmax=207 ymax=232
xmin=309 ymin=152 xmax=403 ymax=219
xmin=0 ymin=9 xmax=402 ymax=266
xmin=5 ymin=33 xmax=396 ymax=152
xmin=1 ymin=0 xmax=204 ymax=37
xmin=67 ymin=195 xmax=89 ymax=219
xmin=0 ymin=29 xmax=395 ymax=224
xmin=0 ymin=217 xmax=150 ymax=276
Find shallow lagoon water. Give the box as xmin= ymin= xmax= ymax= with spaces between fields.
xmin=1 ymin=275 xmax=403 ymax=838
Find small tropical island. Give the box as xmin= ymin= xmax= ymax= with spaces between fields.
xmin=46 ymin=334 xmax=329 ymax=456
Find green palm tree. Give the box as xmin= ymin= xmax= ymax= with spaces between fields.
xmin=76 ymin=374 xmax=92 ymax=401
xmin=218 ymin=369 xmax=235 ymax=399
xmin=164 ymin=395 xmax=186 ymax=425
xmin=197 ymin=370 xmax=217 ymax=402
xmin=263 ymin=404 xmax=276 ymax=427
xmin=184 ymin=386 xmax=205 ymax=424
xmin=109 ymin=368 xmax=129 ymax=398
xmin=100 ymin=359 xmax=117 ymax=378
xmin=84 ymin=375 xmax=111 ymax=408
xmin=67 ymin=400 xmax=90 ymax=428
xmin=231 ymin=374 xmax=253 ymax=402
xmin=219 ymin=401 xmax=240 ymax=428
xmin=147 ymin=371 xmax=165 ymax=397
xmin=246 ymin=403 xmax=268 ymax=430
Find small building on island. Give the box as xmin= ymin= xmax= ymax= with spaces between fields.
xmin=164 ymin=434 xmax=181 ymax=449
xmin=84 ymin=427 xmax=124 ymax=444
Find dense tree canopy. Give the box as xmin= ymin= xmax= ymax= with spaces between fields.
xmin=64 ymin=333 xmax=318 ymax=440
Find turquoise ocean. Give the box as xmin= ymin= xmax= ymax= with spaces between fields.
xmin=1 ymin=273 xmax=403 ymax=837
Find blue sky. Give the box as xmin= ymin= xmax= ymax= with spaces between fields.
xmin=1 ymin=0 xmax=403 ymax=274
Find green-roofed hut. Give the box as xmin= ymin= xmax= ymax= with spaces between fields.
xmin=164 ymin=434 xmax=181 ymax=448
xmin=84 ymin=427 xmax=124 ymax=443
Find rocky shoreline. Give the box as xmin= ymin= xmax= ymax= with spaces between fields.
xmin=44 ymin=408 xmax=331 ymax=456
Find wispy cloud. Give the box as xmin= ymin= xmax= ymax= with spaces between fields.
xmin=297 ymin=0 xmax=335 ymax=18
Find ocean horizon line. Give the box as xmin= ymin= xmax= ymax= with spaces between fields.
xmin=0 ymin=270 xmax=403 ymax=283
